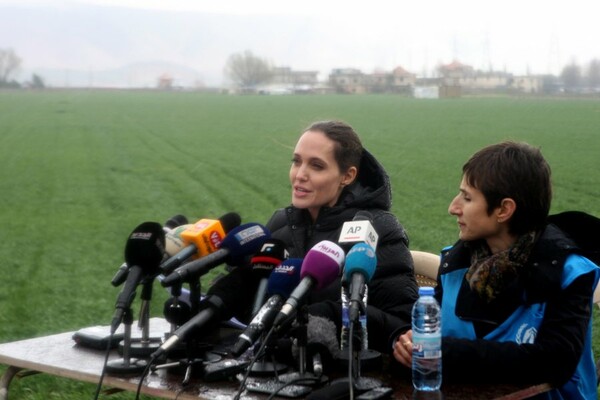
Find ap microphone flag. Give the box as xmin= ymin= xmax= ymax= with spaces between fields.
xmin=338 ymin=210 xmax=378 ymax=250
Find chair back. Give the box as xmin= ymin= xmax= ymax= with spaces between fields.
xmin=411 ymin=250 xmax=440 ymax=288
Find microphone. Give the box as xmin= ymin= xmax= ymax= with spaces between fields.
xmin=110 ymin=262 xmax=131 ymax=288
xmin=160 ymin=212 xmax=241 ymax=274
xmin=291 ymin=315 xmax=340 ymax=375
xmin=338 ymin=210 xmax=379 ymax=251
xmin=151 ymin=295 xmax=224 ymax=358
xmin=111 ymin=214 xmax=188 ymax=287
xmin=161 ymin=223 xmax=271 ymax=287
xmin=249 ymin=238 xmax=289 ymax=318
xmin=162 ymin=215 xmax=189 ymax=256
xmin=164 ymin=224 xmax=191 ymax=257
xmin=111 ymin=221 xmax=165 ymax=333
xmin=230 ymin=258 xmax=303 ymax=357
xmin=273 ymin=240 xmax=345 ymax=329
xmin=163 ymin=214 xmax=188 ymax=232
xmin=344 ymin=243 xmax=377 ymax=322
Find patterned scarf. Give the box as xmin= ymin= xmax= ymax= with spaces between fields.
xmin=466 ymin=232 xmax=537 ymax=303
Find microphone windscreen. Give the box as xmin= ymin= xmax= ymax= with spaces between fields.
xmin=267 ymin=258 xmax=302 ymax=298
xmin=353 ymin=210 xmax=374 ymax=221
xmin=219 ymin=223 xmax=271 ymax=265
xmin=343 ymin=242 xmax=377 ymax=283
xmin=219 ymin=211 xmax=242 ymax=233
xmin=164 ymin=214 xmax=188 ymax=230
xmin=165 ymin=224 xmax=191 ymax=256
xmin=298 ymin=315 xmax=340 ymax=364
xmin=124 ymin=221 xmax=165 ymax=272
xmin=301 ymin=240 xmax=344 ymax=290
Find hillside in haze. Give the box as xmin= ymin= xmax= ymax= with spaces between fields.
xmin=1 ymin=3 xmax=323 ymax=87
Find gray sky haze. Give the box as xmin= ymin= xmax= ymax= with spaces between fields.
xmin=1 ymin=0 xmax=598 ymax=87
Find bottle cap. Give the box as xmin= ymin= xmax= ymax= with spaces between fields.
xmin=418 ymin=286 xmax=434 ymax=296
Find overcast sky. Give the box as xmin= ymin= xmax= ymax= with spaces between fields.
xmin=1 ymin=0 xmax=598 ymax=86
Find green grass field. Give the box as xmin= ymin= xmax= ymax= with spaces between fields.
xmin=0 ymin=91 xmax=599 ymax=399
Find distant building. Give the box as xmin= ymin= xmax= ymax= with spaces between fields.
xmin=263 ymin=67 xmax=319 ymax=94
xmin=413 ymin=77 xmax=461 ymax=99
xmin=437 ymin=60 xmax=551 ymax=95
xmin=438 ymin=60 xmax=474 ymax=86
xmin=157 ymin=73 xmax=173 ymax=90
xmin=329 ymin=68 xmax=369 ymax=94
xmin=391 ymin=66 xmax=417 ymax=93
xmin=511 ymin=75 xmax=543 ymax=93
xmin=329 ymin=66 xmax=416 ymax=94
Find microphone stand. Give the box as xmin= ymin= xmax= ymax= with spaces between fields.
xmin=277 ymin=305 xmax=328 ymax=387
xmin=247 ymin=330 xmax=289 ymax=377
xmin=154 ymin=275 xmax=220 ymax=382
xmin=124 ymin=277 xmax=162 ymax=357
xmin=333 ymin=303 xmax=382 ymax=393
xmin=106 ymin=307 xmax=147 ymax=374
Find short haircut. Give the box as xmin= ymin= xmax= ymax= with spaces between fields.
xmin=463 ymin=141 xmax=552 ymax=235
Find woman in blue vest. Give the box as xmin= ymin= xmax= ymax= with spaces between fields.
xmin=393 ymin=141 xmax=600 ymax=399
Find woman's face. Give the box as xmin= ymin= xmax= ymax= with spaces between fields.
xmin=289 ymin=130 xmax=355 ymax=221
xmin=448 ymin=175 xmax=511 ymax=253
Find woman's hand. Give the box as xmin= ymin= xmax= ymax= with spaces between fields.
xmin=392 ymin=329 xmax=413 ymax=368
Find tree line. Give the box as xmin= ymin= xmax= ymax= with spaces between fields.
xmin=225 ymin=51 xmax=600 ymax=92
xmin=2 ymin=47 xmax=600 ymax=92
xmin=0 ymin=48 xmax=44 ymax=89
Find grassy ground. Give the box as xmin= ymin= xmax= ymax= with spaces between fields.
xmin=0 ymin=91 xmax=599 ymax=399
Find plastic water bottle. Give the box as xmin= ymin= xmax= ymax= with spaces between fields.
xmin=340 ymin=284 xmax=368 ymax=351
xmin=412 ymin=286 xmax=442 ymax=391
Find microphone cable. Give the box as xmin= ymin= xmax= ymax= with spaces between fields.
xmin=134 ymin=353 xmax=159 ymax=400
xmin=234 ymin=314 xmax=320 ymax=400
xmin=347 ymin=320 xmax=355 ymax=400
xmin=92 ymin=331 xmax=116 ymax=400
xmin=233 ymin=323 xmax=277 ymax=400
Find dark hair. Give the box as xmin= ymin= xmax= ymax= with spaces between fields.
xmin=304 ymin=120 xmax=363 ymax=173
xmin=463 ymin=141 xmax=552 ymax=235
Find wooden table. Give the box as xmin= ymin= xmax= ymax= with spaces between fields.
xmin=0 ymin=319 xmax=552 ymax=399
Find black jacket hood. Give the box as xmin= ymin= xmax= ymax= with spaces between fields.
xmin=340 ymin=148 xmax=392 ymax=211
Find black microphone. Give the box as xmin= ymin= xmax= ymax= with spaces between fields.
xmin=151 ymin=295 xmax=224 ymax=358
xmin=249 ymin=238 xmax=289 ymax=318
xmin=273 ymin=240 xmax=345 ymax=329
xmin=230 ymin=258 xmax=302 ymax=357
xmin=161 ymin=223 xmax=270 ymax=287
xmin=163 ymin=214 xmax=188 ymax=231
xmin=111 ymin=221 xmax=165 ymax=333
xmin=111 ymin=214 xmax=188 ymax=287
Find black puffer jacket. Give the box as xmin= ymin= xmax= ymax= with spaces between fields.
xmin=208 ymin=150 xmax=419 ymax=352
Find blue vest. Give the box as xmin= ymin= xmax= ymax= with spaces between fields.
xmin=441 ymin=254 xmax=599 ymax=400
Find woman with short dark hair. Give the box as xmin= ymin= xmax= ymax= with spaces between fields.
xmin=393 ymin=141 xmax=599 ymax=399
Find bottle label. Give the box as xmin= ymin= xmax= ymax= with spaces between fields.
xmin=412 ymin=332 xmax=441 ymax=359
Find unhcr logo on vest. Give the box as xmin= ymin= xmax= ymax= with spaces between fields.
xmin=516 ymin=323 xmax=538 ymax=344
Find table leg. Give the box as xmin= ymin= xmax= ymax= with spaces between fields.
xmin=0 ymin=366 xmax=23 ymax=400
